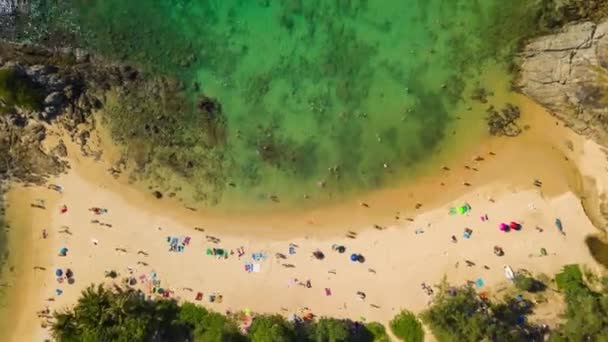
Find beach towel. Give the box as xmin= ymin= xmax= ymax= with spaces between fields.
xmin=325 ymin=288 xmax=332 ymax=296
xmin=475 ymin=278 xmax=484 ymax=288
xmin=289 ymin=246 xmax=296 ymax=255
xmin=253 ymin=264 xmax=261 ymax=273
xmin=244 ymin=263 xmax=253 ymax=273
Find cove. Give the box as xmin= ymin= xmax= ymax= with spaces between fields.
xmin=12 ymin=0 xmax=544 ymax=208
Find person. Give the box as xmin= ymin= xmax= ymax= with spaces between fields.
xmin=42 ymin=229 xmax=47 ymax=239
xmin=555 ymin=218 xmax=565 ymax=235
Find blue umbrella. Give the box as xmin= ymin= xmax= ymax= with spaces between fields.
xmin=350 ymin=253 xmax=359 ymax=262
xmin=55 ymin=269 xmax=63 ymax=277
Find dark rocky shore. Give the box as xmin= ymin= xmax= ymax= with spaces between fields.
xmin=0 ymin=41 xmax=145 ymax=184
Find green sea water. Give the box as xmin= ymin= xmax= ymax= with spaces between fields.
xmin=15 ymin=0 xmax=543 ymax=208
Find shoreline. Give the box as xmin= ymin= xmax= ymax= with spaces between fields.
xmin=1 ymin=90 xmax=607 ymax=341
xmin=66 ymin=92 xmax=585 ymax=239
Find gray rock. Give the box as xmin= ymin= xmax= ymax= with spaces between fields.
xmin=518 ymin=20 xmax=608 ymax=143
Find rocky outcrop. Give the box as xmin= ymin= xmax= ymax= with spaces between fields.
xmin=0 ymin=40 xmax=143 ymax=184
xmin=518 ymin=20 xmax=608 ymax=144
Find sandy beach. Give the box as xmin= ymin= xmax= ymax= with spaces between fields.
xmin=0 ymin=96 xmax=606 ymax=341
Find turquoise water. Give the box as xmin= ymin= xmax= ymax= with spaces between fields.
xmin=16 ymin=1 xmax=542 ymax=207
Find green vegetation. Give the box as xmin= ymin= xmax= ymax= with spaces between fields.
xmin=248 ymin=314 xmax=294 ymax=342
xmin=513 ymin=271 xmax=546 ymax=293
xmin=51 ymin=285 xmax=381 ymax=342
xmin=420 ymin=285 xmax=538 ymax=342
xmin=50 ymin=265 xmax=608 ymax=342
xmin=0 ymin=68 xmax=44 ymax=113
xmin=363 ymin=322 xmax=389 ymax=342
xmin=550 ymin=265 xmax=608 ymax=341
xmin=389 ymin=310 xmax=424 ymax=342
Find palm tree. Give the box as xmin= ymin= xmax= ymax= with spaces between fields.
xmin=51 ymin=311 xmax=79 ymax=342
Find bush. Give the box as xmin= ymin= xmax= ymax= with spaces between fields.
xmin=513 ymin=273 xmax=545 ymax=293
xmin=0 ymin=68 xmax=44 ymax=113
xmin=421 ymin=285 xmax=539 ymax=342
xmin=309 ymin=318 xmax=350 ymax=342
xmin=389 ymin=310 xmax=424 ymax=342
xmin=555 ymin=264 xmax=584 ymax=292
xmin=364 ymin=322 xmax=389 ymax=342
xmin=249 ymin=314 xmax=295 ymax=342
xmin=550 ymin=264 xmax=608 ymax=341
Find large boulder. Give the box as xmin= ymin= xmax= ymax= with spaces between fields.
xmin=518 ymin=20 xmax=608 ymax=144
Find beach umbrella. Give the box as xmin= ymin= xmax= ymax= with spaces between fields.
xmin=357 ymin=254 xmax=366 ymax=263
xmin=350 ymin=253 xmax=359 ymax=262
xmin=59 ymin=247 xmax=68 ymax=256
xmin=337 ymin=246 xmax=346 ymax=253
xmin=55 ymin=269 xmax=63 ymax=277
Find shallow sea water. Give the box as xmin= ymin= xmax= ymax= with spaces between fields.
xmin=14 ymin=0 xmax=542 ymax=207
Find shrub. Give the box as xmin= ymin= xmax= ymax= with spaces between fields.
xmin=389 ymin=310 xmax=424 ymax=342
xmin=364 ymin=322 xmax=389 ymax=342
xmin=0 ymin=68 xmax=44 ymax=113
xmin=309 ymin=318 xmax=350 ymax=342
xmin=249 ymin=314 xmax=295 ymax=342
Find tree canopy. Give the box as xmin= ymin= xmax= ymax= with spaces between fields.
xmin=52 ymin=265 xmax=608 ymax=342
xmin=550 ymin=265 xmax=608 ymax=341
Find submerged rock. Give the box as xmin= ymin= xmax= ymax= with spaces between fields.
xmin=518 ymin=20 xmax=608 ymax=143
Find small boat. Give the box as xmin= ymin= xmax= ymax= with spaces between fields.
xmin=504 ymin=265 xmax=515 ymax=281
